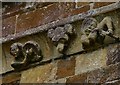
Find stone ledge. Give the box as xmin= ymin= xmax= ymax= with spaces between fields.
xmin=1 ymin=2 xmax=120 ymax=44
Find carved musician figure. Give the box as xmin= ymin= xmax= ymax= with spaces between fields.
xmin=81 ymin=16 xmax=119 ymax=50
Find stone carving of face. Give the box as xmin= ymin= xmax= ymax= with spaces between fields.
xmin=81 ymin=18 xmax=98 ymax=35
xmin=10 ymin=43 xmax=23 ymax=56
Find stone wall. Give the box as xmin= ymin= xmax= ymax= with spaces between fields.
xmin=1 ymin=2 xmax=120 ymax=84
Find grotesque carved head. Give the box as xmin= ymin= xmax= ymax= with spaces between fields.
xmin=10 ymin=43 xmax=23 ymax=56
xmin=81 ymin=17 xmax=98 ymax=35
xmin=10 ymin=41 xmax=43 ymax=70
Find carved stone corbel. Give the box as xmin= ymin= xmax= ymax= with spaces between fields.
xmin=80 ymin=16 xmax=119 ymax=51
xmin=47 ymin=24 xmax=76 ymax=53
xmin=10 ymin=41 xmax=43 ymax=70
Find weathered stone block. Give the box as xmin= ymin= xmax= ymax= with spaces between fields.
xmin=49 ymin=78 xmax=66 ymax=83
xmin=66 ymin=62 xmax=120 ymax=83
xmin=75 ymin=2 xmax=89 ymax=8
xmin=16 ymin=3 xmax=74 ymax=33
xmin=63 ymin=5 xmax=90 ymax=18
xmin=93 ymin=2 xmax=114 ymax=9
xmin=2 ymin=2 xmax=75 ymax=36
xmin=87 ymin=62 xmax=120 ymax=83
xmin=2 ymin=16 xmax=16 ymax=37
xmin=106 ymin=44 xmax=120 ymax=65
xmin=2 ymin=72 xmax=21 ymax=83
xmin=2 ymin=42 xmax=15 ymax=72
xmin=66 ymin=73 xmax=87 ymax=83
xmin=20 ymin=63 xmax=57 ymax=83
xmin=56 ymin=57 xmax=75 ymax=79
xmin=75 ymin=48 xmax=107 ymax=75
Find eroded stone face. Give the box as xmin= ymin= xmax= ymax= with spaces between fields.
xmin=48 ymin=27 xmax=66 ymax=42
xmin=10 ymin=41 xmax=43 ymax=70
xmin=47 ymin=24 xmax=76 ymax=54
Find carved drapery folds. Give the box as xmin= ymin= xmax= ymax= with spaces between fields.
xmin=47 ymin=24 xmax=76 ymax=53
xmin=10 ymin=41 xmax=43 ymax=70
xmin=81 ymin=16 xmax=119 ymax=51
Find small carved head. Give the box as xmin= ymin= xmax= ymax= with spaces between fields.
xmin=81 ymin=17 xmax=98 ymax=34
xmin=10 ymin=43 xmax=23 ymax=56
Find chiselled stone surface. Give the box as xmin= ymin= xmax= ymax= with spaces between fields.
xmin=20 ymin=62 xmax=57 ymax=83
xmin=56 ymin=57 xmax=75 ymax=79
xmin=66 ymin=62 xmax=120 ymax=83
xmin=106 ymin=44 xmax=120 ymax=65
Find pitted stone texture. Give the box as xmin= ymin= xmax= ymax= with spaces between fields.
xmin=48 ymin=27 xmax=66 ymax=42
xmin=75 ymin=2 xmax=89 ymax=8
xmin=63 ymin=4 xmax=90 ymax=18
xmin=56 ymin=57 xmax=75 ymax=79
xmin=75 ymin=48 xmax=107 ymax=75
xmin=2 ymin=16 xmax=16 ymax=37
xmin=66 ymin=62 xmax=120 ymax=83
xmin=87 ymin=62 xmax=120 ymax=83
xmin=107 ymin=44 xmax=120 ymax=65
xmin=93 ymin=2 xmax=114 ymax=9
xmin=66 ymin=73 xmax=88 ymax=83
xmin=20 ymin=63 xmax=57 ymax=83
xmin=16 ymin=3 xmax=75 ymax=33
